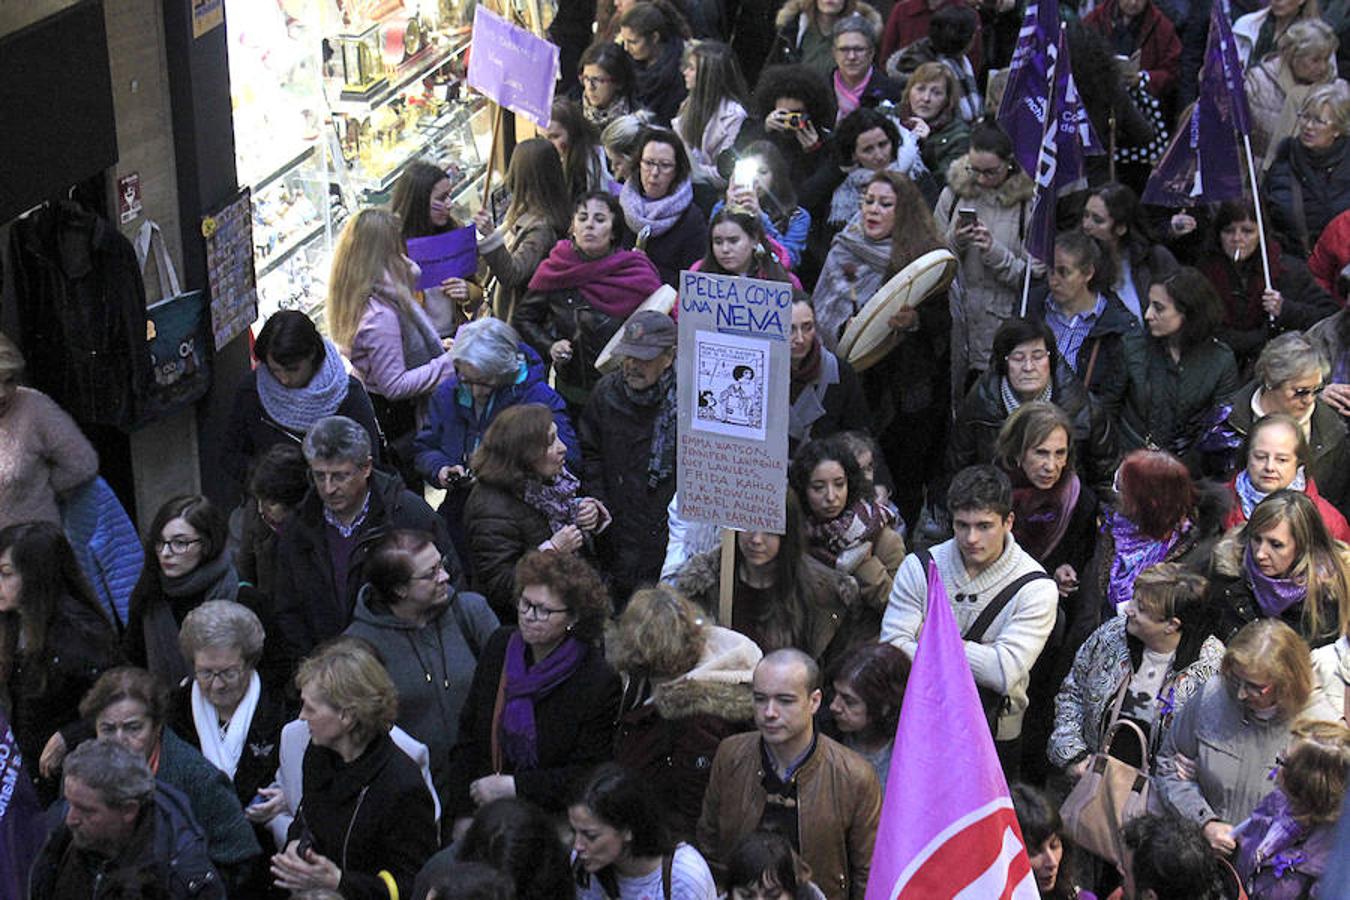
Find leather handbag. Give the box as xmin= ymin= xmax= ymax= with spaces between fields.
xmin=1059 ymin=682 xmax=1152 ymax=865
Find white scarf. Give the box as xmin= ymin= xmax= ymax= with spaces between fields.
xmin=191 ymin=670 xmax=261 ymax=780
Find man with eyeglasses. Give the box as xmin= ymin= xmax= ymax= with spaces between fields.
xmin=273 ymin=416 xmax=457 ymax=663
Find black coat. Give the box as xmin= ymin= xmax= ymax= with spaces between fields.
xmin=1026 ymin=289 xmax=1143 ymax=400
xmin=579 ymin=371 xmax=677 ymax=599
xmin=271 ymin=470 xmax=455 ymax=663
xmin=788 ymin=348 xmax=872 ymax=454
xmin=636 ymin=203 xmax=710 ymax=288
xmin=290 ymin=732 xmax=437 ymax=900
xmin=463 ymin=480 xmax=554 ymax=618
xmin=447 ymin=627 xmax=621 ymax=818
xmin=1265 ymin=136 xmax=1350 ymax=256
xmin=1208 ymin=570 xmax=1341 ymax=650
xmin=168 ymin=681 xmax=287 ymax=810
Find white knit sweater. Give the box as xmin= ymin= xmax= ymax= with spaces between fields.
xmin=880 ymin=535 xmax=1058 ymax=740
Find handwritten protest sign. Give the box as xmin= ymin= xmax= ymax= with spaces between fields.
xmin=677 ymin=271 xmax=790 ymax=534
xmin=466 ymin=6 xmax=559 ymax=128
xmin=407 ymin=226 xmax=477 ymax=290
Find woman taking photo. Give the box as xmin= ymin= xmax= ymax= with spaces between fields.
xmin=124 ymin=495 xmax=261 ymax=686
xmin=222 ymin=310 xmax=382 ymax=493
xmin=814 ymin=171 xmax=952 ymax=527
xmin=464 ymin=404 xmax=610 ymax=617
xmin=580 ymin=41 xmax=639 ymax=128
xmin=1156 ymin=619 xmax=1339 ymax=854
xmin=548 ymin=98 xmax=610 ymax=200
xmin=391 ymin=160 xmax=480 ymax=336
xmin=826 ymin=641 xmax=910 ymax=790
xmin=272 ymin=639 xmax=437 ymax=897
xmin=1210 ymin=489 xmax=1350 ymax=649
xmin=674 ymin=40 xmax=750 ymax=196
xmin=517 ymin=191 xmax=662 ymax=410
xmin=1049 ymin=563 xmax=1224 ymax=777
xmin=1198 ymin=199 xmax=1337 ymax=373
xmin=673 ymin=493 xmax=858 ymax=665
xmin=570 ymin=764 xmax=717 ymax=899
xmin=611 ymin=585 xmax=761 ymax=840
xmin=1079 ymin=182 xmax=1177 ymax=325
xmin=1266 ymin=83 xmax=1350 ymax=256
xmin=618 ymin=2 xmax=690 ymax=126
xmin=0 ymin=521 xmax=122 ymax=803
xmin=790 ymin=436 xmax=906 ymax=611
xmin=898 ymin=62 xmax=969 ymax=190
xmin=448 ymin=551 xmax=620 ymax=826
xmin=787 ymin=294 xmax=870 ymax=452
xmin=618 ymin=128 xmax=708 ymax=286
xmin=1103 ymin=267 xmax=1240 ymax=458
xmin=716 ymin=140 xmax=812 ymax=269
xmin=695 ymin=207 xmax=801 ymax=287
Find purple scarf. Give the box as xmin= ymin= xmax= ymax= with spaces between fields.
xmin=1106 ymin=509 xmax=1188 ymax=611
xmin=499 ymin=631 xmax=586 ymax=769
xmin=522 ymin=467 xmax=581 ymax=533
xmin=1244 ymin=546 xmax=1308 ymax=617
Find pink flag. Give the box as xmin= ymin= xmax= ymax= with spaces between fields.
xmin=865 ymin=561 xmax=1039 ymax=900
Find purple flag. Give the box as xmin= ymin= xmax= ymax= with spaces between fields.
xmin=997 ymin=0 xmax=1061 ymax=176
xmin=1142 ymin=1 xmax=1248 ymax=206
xmin=1024 ymin=33 xmax=1097 ymax=263
xmin=0 ymin=711 xmax=46 ymax=897
xmin=865 ymin=562 xmax=1038 ymax=899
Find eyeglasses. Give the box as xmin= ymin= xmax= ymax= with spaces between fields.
xmin=195 ymin=666 xmax=245 ymax=686
xmin=155 ymin=537 xmax=202 ymax=555
xmin=518 ymin=598 xmax=570 ymax=620
xmin=309 ymin=466 xmax=362 ymax=487
xmin=639 ymin=159 xmax=676 ymax=173
xmin=971 ymin=164 xmax=1009 ymax=178
xmin=1298 ymin=111 xmax=1333 ymax=128
xmin=834 ymin=44 xmax=871 ymax=56
xmin=1227 ymin=673 xmax=1275 ymax=698
xmin=1285 ymin=383 xmax=1325 ymax=400
xmin=581 ymin=75 xmax=614 ymax=87
xmin=411 ymin=554 xmax=456 ymax=582
xmin=1006 ymin=350 xmax=1050 ymax=366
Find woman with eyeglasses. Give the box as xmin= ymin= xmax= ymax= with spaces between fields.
xmin=580 ymin=42 xmax=639 ymax=129
xmin=1156 ymin=619 xmax=1339 ymax=855
xmin=1266 ymin=83 xmax=1350 ymax=256
xmin=1243 ymin=20 xmax=1342 ymax=167
xmin=83 ymin=666 xmax=264 ymax=892
xmin=345 ymin=529 xmax=498 ymax=814
xmin=1196 ymin=200 xmax=1338 ymax=375
xmin=0 ymin=521 xmax=122 ymax=804
xmin=447 ymin=551 xmax=620 ymax=839
xmin=618 ymin=128 xmax=708 ymax=287
xmin=124 ymin=495 xmax=264 ymax=688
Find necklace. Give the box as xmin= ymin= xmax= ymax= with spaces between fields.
xmin=405 ymin=628 xmax=451 ymax=690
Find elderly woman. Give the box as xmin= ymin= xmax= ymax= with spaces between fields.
xmin=1219 ymin=414 xmax=1350 ymax=541
xmin=898 ymin=62 xmax=969 ymax=190
xmin=1156 ymin=619 xmax=1339 ymax=854
xmin=345 ymin=529 xmax=498 ymax=812
xmin=1050 ymin=564 xmax=1224 ymax=777
xmin=413 ymin=318 xmax=576 ymax=568
xmin=0 ymin=522 xmax=122 ymax=804
xmin=1266 ymin=82 xmax=1350 ymax=255
xmin=770 ymin=0 xmax=882 ymax=76
xmin=0 ymin=332 xmax=98 ymax=530
xmin=1210 ymin=490 xmax=1350 ymax=648
xmin=611 ymin=585 xmax=761 ymax=840
xmin=270 ymin=640 xmax=437 ymax=897
xmin=448 ymin=552 xmax=621 ymax=831
xmin=618 ymin=128 xmax=708 ymax=286
xmin=222 ymin=311 xmax=382 ymax=495
xmin=83 ymin=666 xmax=263 ymax=891
xmin=1234 ymin=0 xmax=1324 ymax=67
xmin=1246 ymin=20 xmax=1344 ymax=166
xmin=827 ymin=15 xmax=904 ymax=124
xmin=168 ymin=601 xmax=284 ymax=823
xmin=465 ymin=404 xmax=611 ymax=617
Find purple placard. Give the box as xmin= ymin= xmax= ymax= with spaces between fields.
xmin=407 ymin=226 xmax=478 ymax=289
xmin=466 ymin=6 xmax=559 ymax=128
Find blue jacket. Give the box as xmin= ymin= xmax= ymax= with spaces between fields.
xmin=412 ymin=343 xmax=578 ymax=483
xmin=60 ymin=477 xmax=142 ymax=627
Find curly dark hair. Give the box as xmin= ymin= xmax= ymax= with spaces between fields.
xmin=459 ymin=798 xmax=574 ymax=900
xmin=513 ymin=551 xmax=612 ymax=643
xmin=1152 ymin=266 xmax=1223 ymax=350
xmin=834 ymin=108 xmax=900 ymax=166
xmin=751 ymin=64 xmax=836 ymax=126
xmin=789 ymin=435 xmax=871 ymax=521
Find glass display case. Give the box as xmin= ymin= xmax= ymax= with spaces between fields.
xmin=226 ymin=0 xmax=499 ymax=327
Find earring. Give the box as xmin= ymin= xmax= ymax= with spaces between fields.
xmin=566 ymin=623 xmax=575 ymax=632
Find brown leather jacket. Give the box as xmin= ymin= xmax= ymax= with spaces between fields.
xmin=696 ymin=732 xmax=880 ymax=900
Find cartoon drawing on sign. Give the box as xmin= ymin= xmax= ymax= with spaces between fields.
xmin=693 ymin=331 xmax=768 ymax=441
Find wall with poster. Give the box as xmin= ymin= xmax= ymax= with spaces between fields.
xmin=676 ymin=271 xmax=791 ymax=534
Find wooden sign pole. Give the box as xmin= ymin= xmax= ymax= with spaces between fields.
xmin=718 ymin=529 xmax=736 ymax=628
xmin=481 ymin=102 xmax=504 ymax=210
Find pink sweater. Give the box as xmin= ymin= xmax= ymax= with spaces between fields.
xmin=0 ymin=388 xmax=99 ymax=529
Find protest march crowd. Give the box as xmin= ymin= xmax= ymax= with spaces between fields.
xmin=4 ymin=0 xmax=1350 ymax=896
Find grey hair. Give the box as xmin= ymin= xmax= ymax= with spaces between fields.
xmin=178 ymin=600 xmax=266 ymax=667
xmin=832 ymin=14 xmax=878 ymax=49
xmin=1255 ymin=332 xmax=1329 ymax=389
xmin=303 ymin=415 xmax=372 ymax=465
xmin=1304 ymin=81 xmax=1350 ymax=135
xmin=1279 ymin=19 xmax=1338 ymax=64
xmin=64 ymin=739 xmax=155 ymax=808
xmin=0 ymin=332 xmax=24 ymax=377
xmin=601 ymin=112 xmax=653 ymax=156
xmin=451 ymin=318 xmax=523 ymax=385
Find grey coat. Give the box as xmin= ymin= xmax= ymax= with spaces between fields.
xmin=1155 ymin=675 xmax=1340 ymax=826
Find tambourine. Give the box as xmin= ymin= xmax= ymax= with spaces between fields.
xmin=835 ymin=249 xmax=958 ymax=372
xmin=595 ymin=285 xmax=678 ymax=372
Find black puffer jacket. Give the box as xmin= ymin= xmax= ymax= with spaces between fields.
xmin=463 ymin=480 xmax=554 ymax=618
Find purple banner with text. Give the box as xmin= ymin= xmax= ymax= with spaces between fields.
xmin=466 ymin=7 xmax=559 ymax=128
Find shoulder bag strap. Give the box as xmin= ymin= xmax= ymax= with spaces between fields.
xmin=1099 ymin=671 xmax=1132 ymax=751
xmin=662 ymin=852 xmax=674 ymax=900
xmin=1082 ymin=338 xmax=1103 ymax=389
xmin=489 ymin=661 xmax=509 ymax=774
xmin=963 ymin=570 xmax=1052 ymax=644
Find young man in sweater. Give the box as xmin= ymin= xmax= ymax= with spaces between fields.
xmin=881 ymin=464 xmax=1059 ymax=780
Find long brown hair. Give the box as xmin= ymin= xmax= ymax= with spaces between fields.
xmin=504 ymin=138 xmax=573 ymax=234
xmin=866 ymin=171 xmax=943 ymax=279
xmin=470 ymin=403 xmax=556 ymax=489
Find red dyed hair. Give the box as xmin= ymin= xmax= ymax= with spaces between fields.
xmin=1117 ymin=450 xmax=1196 ymax=540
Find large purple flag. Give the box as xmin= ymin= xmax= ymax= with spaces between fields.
xmin=0 ymin=711 xmax=46 ymax=897
xmin=997 ymin=0 xmax=1061 ymax=176
xmin=1024 ymin=33 xmax=1098 ymax=264
xmin=865 ymin=562 xmax=1038 ymax=899
xmin=1141 ymin=1 xmax=1249 ymax=206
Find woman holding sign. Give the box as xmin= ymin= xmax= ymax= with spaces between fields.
xmin=392 ymin=161 xmax=482 ymax=337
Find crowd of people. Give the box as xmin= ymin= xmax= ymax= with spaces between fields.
xmin=4 ymin=0 xmax=1350 ymax=897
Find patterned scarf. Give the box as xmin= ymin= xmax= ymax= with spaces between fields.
xmin=255 ymin=339 xmax=350 ymax=433
xmin=1000 ymin=377 xmax=1052 ymax=413
xmin=619 ymin=177 xmax=695 ymax=239
xmin=622 ymin=366 xmax=678 ymax=488
xmin=1234 ymin=466 xmax=1308 ymax=519
xmin=806 ymin=499 xmax=896 ymax=572
xmin=1244 ymin=545 xmax=1308 ymax=617
xmin=522 ymin=467 xmax=582 ymax=533
xmin=1106 ymin=508 xmax=1189 ymax=611
xmin=500 ymin=631 xmax=586 ymax=769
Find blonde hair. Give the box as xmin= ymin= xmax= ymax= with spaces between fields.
xmin=1221 ymin=619 xmax=1314 ymax=721
xmin=295 ymin=637 xmax=398 ymax=746
xmin=1241 ymin=490 xmax=1350 ymax=642
xmin=326 ymin=208 xmax=414 ymax=351
xmin=609 ymin=584 xmax=706 ymax=677
xmin=1280 ymin=719 xmax=1350 ymax=823
xmin=0 ymin=332 xmax=24 ymax=377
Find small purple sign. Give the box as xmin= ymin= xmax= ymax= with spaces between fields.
xmin=466 ymin=6 xmax=559 ymax=128
xmin=407 ymin=226 xmax=478 ymax=290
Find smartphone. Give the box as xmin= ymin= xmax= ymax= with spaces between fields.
xmin=957 ymin=208 xmax=979 ymax=229
xmin=785 ymin=111 xmax=809 ymax=130
xmin=731 ymin=157 xmax=758 ymax=193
